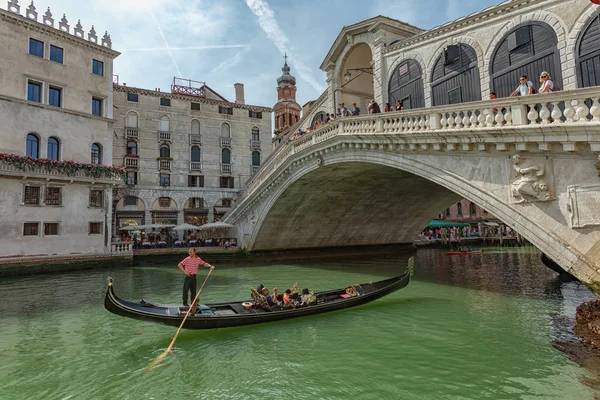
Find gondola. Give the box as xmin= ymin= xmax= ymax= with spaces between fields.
xmin=446 ymin=250 xmax=482 ymax=255
xmin=104 ymin=268 xmax=411 ymax=330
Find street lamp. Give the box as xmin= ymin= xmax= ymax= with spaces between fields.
xmin=344 ymin=70 xmax=352 ymax=82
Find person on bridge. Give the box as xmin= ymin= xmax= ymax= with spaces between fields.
xmin=509 ymin=75 xmax=534 ymax=97
xmin=177 ymin=248 xmax=214 ymax=306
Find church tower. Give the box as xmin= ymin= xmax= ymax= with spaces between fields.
xmin=273 ymin=55 xmax=301 ymax=136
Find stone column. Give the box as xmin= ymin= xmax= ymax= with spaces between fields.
xmin=177 ymin=209 xmax=184 ymax=240
xmin=371 ymin=30 xmax=387 ymax=106
xmin=325 ymin=65 xmax=336 ymax=114
xmin=208 ymin=207 xmax=215 ymax=223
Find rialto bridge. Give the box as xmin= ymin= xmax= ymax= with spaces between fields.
xmin=224 ymin=0 xmax=600 ymax=288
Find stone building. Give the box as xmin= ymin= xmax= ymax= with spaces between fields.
xmin=0 ymin=2 xmax=121 ymax=261
xmin=112 ymin=78 xmax=272 ymax=230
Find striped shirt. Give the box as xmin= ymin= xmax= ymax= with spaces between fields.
xmin=180 ymin=255 xmax=204 ymax=274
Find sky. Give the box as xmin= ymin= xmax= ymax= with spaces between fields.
xmin=10 ymin=0 xmax=502 ymax=108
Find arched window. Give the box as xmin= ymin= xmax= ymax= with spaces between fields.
xmin=457 ymin=202 xmax=463 ymax=216
xmin=577 ymin=11 xmax=600 ymax=88
xmin=221 ymin=122 xmax=231 ymax=138
xmin=47 ymin=137 xmax=60 ymax=160
xmin=127 ymin=141 xmax=137 ymax=155
xmin=221 ymin=148 xmax=231 ymax=164
xmin=91 ymin=143 xmax=102 ymax=165
xmin=126 ymin=111 xmax=138 ymax=128
xmin=191 ymin=119 xmax=200 ymax=135
xmin=26 ymin=133 xmax=39 ymax=158
xmin=252 ymin=151 xmax=260 ymax=166
xmin=159 ymin=144 xmax=170 ymax=158
xmin=491 ymin=22 xmax=561 ymax=97
xmin=388 ymin=59 xmax=425 ymax=110
xmin=191 ymin=146 xmax=201 ymax=162
xmin=159 ymin=116 xmax=170 ymax=132
xmin=469 ymin=202 xmax=477 ymax=214
xmin=251 ymin=127 xmax=260 ymax=141
xmin=430 ymin=43 xmax=481 ymax=106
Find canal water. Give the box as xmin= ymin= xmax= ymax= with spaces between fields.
xmin=0 ymin=247 xmax=596 ymax=399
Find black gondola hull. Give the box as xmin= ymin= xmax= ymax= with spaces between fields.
xmin=104 ymin=272 xmax=410 ymax=330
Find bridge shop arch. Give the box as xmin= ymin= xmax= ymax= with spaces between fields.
xmin=576 ymin=10 xmax=600 ymax=88
xmin=430 ymin=43 xmax=481 ymax=106
xmin=338 ymin=43 xmax=374 ymax=112
xmin=387 ymin=59 xmax=425 ymax=110
xmin=490 ymin=22 xmax=562 ymax=97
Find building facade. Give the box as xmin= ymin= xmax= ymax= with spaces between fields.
xmin=0 ymin=2 xmax=121 ymax=260
xmin=112 ymin=79 xmax=272 ymax=231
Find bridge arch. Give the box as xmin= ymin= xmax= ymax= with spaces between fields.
xmin=337 ymin=42 xmax=374 ymax=111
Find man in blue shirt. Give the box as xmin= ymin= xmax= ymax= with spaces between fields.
xmin=510 ymin=75 xmax=534 ymax=97
xmin=261 ymin=287 xmax=278 ymax=306
xmin=352 ymin=103 xmax=360 ymax=115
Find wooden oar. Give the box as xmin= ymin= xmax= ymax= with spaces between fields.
xmin=148 ymin=268 xmax=214 ymax=369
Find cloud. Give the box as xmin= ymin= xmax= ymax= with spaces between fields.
xmin=244 ymin=0 xmax=326 ymax=93
xmin=370 ymin=0 xmax=420 ymax=27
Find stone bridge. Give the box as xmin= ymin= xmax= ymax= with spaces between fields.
xmin=224 ymin=88 xmax=600 ymax=287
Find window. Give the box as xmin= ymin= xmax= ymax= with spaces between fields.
xmin=220 ymin=176 xmax=234 ymax=188
xmin=91 ymin=143 xmax=102 ymax=164
xmin=159 ymin=145 xmax=170 ymax=158
xmin=191 ymin=146 xmax=201 ymax=162
xmin=249 ymin=110 xmax=262 ymax=119
xmin=191 ymin=102 xmax=200 ymax=111
xmin=159 ymin=116 xmax=170 ymax=132
xmin=127 ymin=93 xmax=139 ymax=102
xmin=29 ymin=38 xmax=44 ymax=57
xmin=446 ymin=208 xmax=451 ymax=216
xmin=508 ymin=26 xmax=531 ymax=52
xmin=126 ymin=172 xmax=137 ymax=185
xmin=159 ymin=175 xmax=170 ymax=186
xmin=126 ymin=141 xmax=137 ymax=155
xmin=252 ymin=151 xmax=260 ymax=166
xmin=457 ymin=202 xmax=463 ymax=216
xmin=89 ymin=190 xmax=104 ymax=208
xmin=47 ymin=137 xmax=59 ymax=160
xmin=160 ymin=97 xmax=171 ymax=107
xmin=27 ymin=81 xmax=42 ymax=102
xmin=221 ymin=122 xmax=231 ymax=137
xmin=89 ymin=222 xmax=102 ymax=235
xmin=159 ymin=197 xmax=171 ymax=208
xmin=188 ymin=175 xmax=204 ymax=187
xmin=48 ymin=86 xmax=62 ymax=107
xmin=49 ymin=45 xmax=63 ymax=63
xmin=188 ymin=198 xmax=205 ymax=209
xmin=191 ymin=120 xmax=200 ymax=135
xmin=469 ymin=202 xmax=477 ymax=214
xmin=222 ymin=199 xmax=232 ymax=207
xmin=447 ymin=87 xmax=462 ymax=105
xmin=251 ymin=127 xmax=260 ymax=141
xmin=44 ymin=222 xmax=59 ymax=235
xmin=23 ymin=186 xmax=41 ymax=205
xmin=444 ymin=45 xmax=460 ymax=65
xmin=45 ymin=187 xmax=62 ymax=206
xmin=92 ymin=59 xmax=104 ymax=76
xmin=124 ymin=196 xmax=138 ymax=206
xmin=23 ymin=222 xmax=39 ymax=236
xmin=221 ymin=148 xmax=231 ymax=164
xmin=26 ymin=134 xmax=39 ymax=158
xmin=126 ymin=112 xmax=138 ymax=128
xmin=219 ymin=106 xmax=233 ymax=115
xmin=92 ymin=97 xmax=103 ymax=116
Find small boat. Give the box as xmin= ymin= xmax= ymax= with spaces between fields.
xmin=104 ymin=269 xmax=411 ymax=330
xmin=446 ymin=250 xmax=483 ymax=255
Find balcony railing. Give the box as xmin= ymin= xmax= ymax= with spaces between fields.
xmin=190 ymin=134 xmax=202 ymax=144
xmin=190 ymin=161 xmax=202 ymax=171
xmin=111 ymin=242 xmax=133 ymax=253
xmin=0 ymin=159 xmax=124 ymax=183
xmin=158 ymin=160 xmax=171 ymax=170
xmin=220 ymin=137 xmax=232 ymax=147
xmin=158 ymin=131 xmax=172 ymax=142
xmin=125 ymin=128 xmax=139 ymax=138
xmin=124 ymin=156 xmax=138 ymax=168
xmin=221 ymin=163 xmax=231 ymax=174
xmin=250 ymin=140 xmax=261 ymax=150
xmin=251 ymin=165 xmax=260 ymax=175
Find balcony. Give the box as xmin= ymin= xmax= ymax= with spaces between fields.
xmin=125 ymin=128 xmax=139 ymax=138
xmin=221 ymin=163 xmax=232 ymax=174
xmin=250 ymin=140 xmax=261 ymax=150
xmin=251 ymin=165 xmax=260 ymax=175
xmin=190 ymin=161 xmax=202 ymax=171
xmin=124 ymin=156 xmax=139 ymax=169
xmin=220 ymin=137 xmax=232 ymax=147
xmin=158 ymin=131 xmax=172 ymax=142
xmin=190 ymin=134 xmax=202 ymax=144
xmin=158 ymin=160 xmax=171 ymax=171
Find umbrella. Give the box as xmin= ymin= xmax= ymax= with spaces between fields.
xmin=198 ymin=222 xmax=233 ymax=231
xmin=119 ymin=225 xmax=143 ymax=231
xmin=171 ymin=223 xmax=203 ymax=231
xmin=144 ymin=224 xmax=176 ymax=229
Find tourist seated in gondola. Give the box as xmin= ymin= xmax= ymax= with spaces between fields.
xmin=261 ymin=287 xmax=279 ymax=307
xmin=341 ymin=286 xmax=358 ymax=298
xmin=283 ymin=289 xmax=292 ymax=305
xmin=298 ymin=288 xmax=317 ymax=306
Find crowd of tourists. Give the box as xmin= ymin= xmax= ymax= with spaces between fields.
xmin=113 ymin=230 xmax=236 ymax=249
xmin=418 ymin=225 xmax=516 ymax=242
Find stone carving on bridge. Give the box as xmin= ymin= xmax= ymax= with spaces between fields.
xmin=567 ymin=184 xmax=600 ymax=228
xmin=317 ymin=155 xmax=324 ymax=167
xmin=510 ymin=154 xmax=554 ymax=204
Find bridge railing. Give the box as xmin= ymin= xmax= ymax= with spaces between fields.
xmin=237 ymin=87 xmax=600 ymax=206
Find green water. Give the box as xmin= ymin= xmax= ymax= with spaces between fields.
xmin=0 ymin=247 xmax=596 ymax=399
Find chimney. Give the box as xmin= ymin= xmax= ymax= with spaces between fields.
xmin=234 ymin=83 xmax=245 ymax=105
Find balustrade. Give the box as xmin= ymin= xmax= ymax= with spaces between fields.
xmin=158 ymin=131 xmax=172 ymax=141
xmin=190 ymin=134 xmax=202 ymax=144
xmin=251 ymin=165 xmax=260 ymax=175
xmin=220 ymin=137 xmax=232 ymax=147
xmin=190 ymin=161 xmax=202 ymax=171
xmin=250 ymin=140 xmax=261 ymax=150
xmin=111 ymin=242 xmax=133 ymax=253
xmin=221 ymin=163 xmax=231 ymax=173
xmin=124 ymin=156 xmax=138 ymax=168
xmin=158 ymin=160 xmax=171 ymax=170
xmin=125 ymin=128 xmax=139 ymax=138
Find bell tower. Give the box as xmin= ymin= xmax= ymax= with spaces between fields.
xmin=273 ymin=54 xmax=301 ymax=136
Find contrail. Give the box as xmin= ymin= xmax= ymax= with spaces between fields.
xmin=149 ymin=10 xmax=183 ymax=78
xmin=245 ymin=0 xmax=325 ymax=93
xmin=123 ymin=44 xmax=250 ymax=52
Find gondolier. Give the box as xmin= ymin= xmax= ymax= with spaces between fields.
xmin=178 ymin=248 xmax=214 ymax=306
